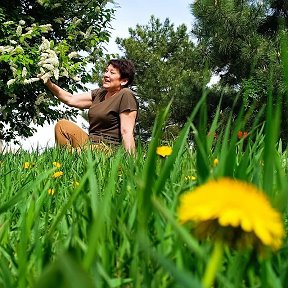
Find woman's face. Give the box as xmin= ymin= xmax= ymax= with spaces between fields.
xmin=102 ymin=64 xmax=127 ymax=91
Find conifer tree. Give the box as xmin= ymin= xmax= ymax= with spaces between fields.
xmin=115 ymin=16 xmax=205 ymax=139
xmin=191 ymin=0 xmax=288 ymax=141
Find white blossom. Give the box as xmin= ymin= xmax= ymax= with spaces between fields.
xmin=16 ymin=26 xmax=22 ymax=36
xmin=40 ymin=72 xmax=52 ymax=83
xmin=22 ymin=30 xmax=33 ymax=36
xmin=68 ymin=52 xmax=78 ymax=59
xmin=22 ymin=67 xmax=27 ymax=78
xmin=47 ymin=49 xmax=57 ymax=58
xmin=23 ymin=78 xmax=40 ymax=84
xmin=19 ymin=20 xmax=26 ymax=26
xmin=7 ymin=79 xmax=16 ymax=86
xmin=84 ymin=26 xmax=93 ymax=38
xmin=9 ymin=40 xmax=17 ymax=45
xmin=10 ymin=65 xmax=17 ymax=76
xmin=72 ymin=17 xmax=81 ymax=25
xmin=39 ymin=24 xmax=53 ymax=32
xmin=40 ymin=67 xmax=46 ymax=74
xmin=10 ymin=62 xmax=17 ymax=69
xmin=0 ymin=46 xmax=14 ymax=53
xmin=53 ymin=68 xmax=59 ymax=80
xmin=72 ymin=76 xmax=81 ymax=82
xmin=6 ymin=46 xmax=14 ymax=53
xmin=42 ymin=64 xmax=55 ymax=71
xmin=30 ymin=77 xmax=40 ymax=83
xmin=41 ymin=57 xmax=59 ymax=66
xmin=39 ymin=37 xmax=50 ymax=51
xmin=39 ymin=52 xmax=49 ymax=59
xmin=39 ymin=24 xmax=52 ymax=29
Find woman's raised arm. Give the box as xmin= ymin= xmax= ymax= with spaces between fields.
xmin=44 ymin=79 xmax=92 ymax=109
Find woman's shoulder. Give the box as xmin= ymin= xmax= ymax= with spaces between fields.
xmin=117 ymin=88 xmax=138 ymax=112
xmin=117 ymin=88 xmax=136 ymax=101
xmin=118 ymin=87 xmax=134 ymax=95
xmin=91 ymin=87 xmax=106 ymax=100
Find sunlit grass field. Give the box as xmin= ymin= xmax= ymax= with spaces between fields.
xmin=0 ymin=92 xmax=288 ymax=288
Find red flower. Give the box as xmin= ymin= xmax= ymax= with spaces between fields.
xmin=237 ymin=131 xmax=248 ymax=139
xmin=237 ymin=131 xmax=243 ymax=139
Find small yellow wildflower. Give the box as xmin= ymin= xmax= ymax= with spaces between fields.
xmin=73 ymin=181 xmax=80 ymax=188
xmin=48 ymin=188 xmax=55 ymax=195
xmin=53 ymin=161 xmax=62 ymax=168
xmin=53 ymin=171 xmax=63 ymax=178
xmin=23 ymin=162 xmax=30 ymax=169
xmin=213 ymin=158 xmax=219 ymax=166
xmin=178 ymin=178 xmax=284 ymax=251
xmin=185 ymin=175 xmax=197 ymax=181
xmin=156 ymin=146 xmax=172 ymax=157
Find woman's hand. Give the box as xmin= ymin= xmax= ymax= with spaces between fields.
xmin=37 ymin=73 xmax=50 ymax=84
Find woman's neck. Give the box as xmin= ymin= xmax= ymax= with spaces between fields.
xmin=105 ymin=88 xmax=121 ymax=99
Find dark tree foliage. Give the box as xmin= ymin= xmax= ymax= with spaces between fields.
xmin=258 ymin=0 xmax=288 ymax=36
xmin=191 ymin=0 xmax=288 ymax=142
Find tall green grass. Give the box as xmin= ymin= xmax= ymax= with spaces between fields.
xmin=0 ymin=93 xmax=287 ymax=288
xmin=1 ymin=63 xmax=288 ymax=287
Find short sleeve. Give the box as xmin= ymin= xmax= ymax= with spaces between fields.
xmin=119 ymin=88 xmax=138 ymax=113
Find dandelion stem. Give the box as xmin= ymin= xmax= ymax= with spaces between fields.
xmin=202 ymin=240 xmax=224 ymax=288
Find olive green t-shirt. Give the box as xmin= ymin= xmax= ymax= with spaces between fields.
xmin=88 ymin=87 xmax=138 ymax=144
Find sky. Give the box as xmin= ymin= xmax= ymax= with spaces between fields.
xmin=106 ymin=0 xmax=194 ymax=54
xmin=3 ymin=0 xmax=194 ymax=151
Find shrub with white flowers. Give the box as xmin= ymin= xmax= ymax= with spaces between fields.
xmin=0 ymin=20 xmax=83 ymax=88
xmin=0 ymin=1 xmax=115 ymax=143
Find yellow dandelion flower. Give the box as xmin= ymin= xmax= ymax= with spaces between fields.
xmin=23 ymin=162 xmax=30 ymax=169
xmin=53 ymin=171 xmax=63 ymax=178
xmin=178 ymin=178 xmax=284 ymax=251
xmin=213 ymin=158 xmax=219 ymax=166
xmin=48 ymin=188 xmax=55 ymax=195
xmin=156 ymin=146 xmax=172 ymax=157
xmin=53 ymin=161 xmax=62 ymax=168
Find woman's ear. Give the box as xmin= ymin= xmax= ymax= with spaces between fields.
xmin=121 ymin=79 xmax=128 ymax=86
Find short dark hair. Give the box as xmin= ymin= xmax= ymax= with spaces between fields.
xmin=108 ymin=59 xmax=135 ymax=87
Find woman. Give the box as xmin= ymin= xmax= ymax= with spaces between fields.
xmin=42 ymin=59 xmax=138 ymax=153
